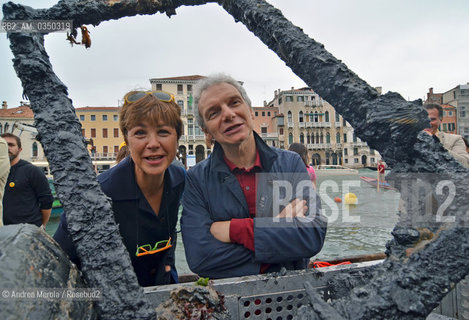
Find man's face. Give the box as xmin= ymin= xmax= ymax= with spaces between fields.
xmin=198 ymin=82 xmax=255 ymax=148
xmin=4 ymin=137 xmax=21 ymax=162
xmin=426 ymin=108 xmax=441 ymax=134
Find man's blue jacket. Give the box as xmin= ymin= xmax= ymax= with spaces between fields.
xmin=181 ymin=132 xmax=327 ymax=278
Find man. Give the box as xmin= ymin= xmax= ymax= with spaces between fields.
xmin=181 ymin=74 xmax=327 ymax=278
xmin=1 ymin=133 xmax=53 ymax=228
xmin=0 ymin=136 xmax=10 ymax=226
xmin=424 ymin=104 xmax=469 ymax=168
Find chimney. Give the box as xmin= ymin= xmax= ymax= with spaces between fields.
xmin=429 ymin=88 xmax=434 ymax=94
xmin=263 ymin=100 xmax=267 ymax=107
xmin=291 ymin=87 xmax=294 ymax=90
xmin=375 ymin=87 xmax=382 ymax=95
xmin=2 ymin=101 xmax=7 ymax=109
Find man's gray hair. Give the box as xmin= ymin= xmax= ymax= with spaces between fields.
xmin=193 ymin=73 xmax=252 ymax=129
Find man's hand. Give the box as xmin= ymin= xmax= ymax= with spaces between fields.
xmin=423 ymin=128 xmax=436 ymax=135
xmin=276 ymin=198 xmax=307 ymax=218
xmin=210 ymin=221 xmax=231 ymax=243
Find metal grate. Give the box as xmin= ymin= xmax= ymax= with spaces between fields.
xmin=238 ymin=289 xmax=308 ymax=320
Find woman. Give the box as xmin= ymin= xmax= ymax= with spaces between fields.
xmin=288 ymin=143 xmax=316 ymax=188
xmin=54 ymin=90 xmax=184 ymax=286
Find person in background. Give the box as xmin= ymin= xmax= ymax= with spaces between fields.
xmin=377 ymin=159 xmax=386 ymax=182
xmin=288 ymin=143 xmax=316 ymax=188
xmin=1 ymin=133 xmax=52 ymax=229
xmin=424 ymin=104 xmax=469 ymax=168
xmin=0 ymin=136 xmax=10 ymax=226
xmin=181 ymin=73 xmax=326 ymax=279
xmin=54 ymin=90 xmax=185 ymax=286
xmin=115 ymin=141 xmax=129 ymax=163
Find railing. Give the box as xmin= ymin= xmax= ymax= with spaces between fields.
xmin=92 ymin=152 xmax=117 ymax=160
xmin=335 ymin=122 xmax=341 ymax=127
xmin=287 ymin=122 xmax=294 ymax=128
xmin=260 ymin=133 xmax=279 ymax=139
xmin=351 ymin=142 xmax=368 ymax=147
xmin=299 ymin=122 xmax=305 ymax=128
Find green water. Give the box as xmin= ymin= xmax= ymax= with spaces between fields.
xmin=46 ymin=169 xmax=400 ymax=275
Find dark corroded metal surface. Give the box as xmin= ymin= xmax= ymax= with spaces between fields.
xmin=0 ymin=224 xmax=96 ymax=320
xmin=3 ymin=0 xmax=469 ymax=319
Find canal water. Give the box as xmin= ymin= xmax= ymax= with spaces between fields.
xmin=45 ymin=169 xmax=400 ymax=275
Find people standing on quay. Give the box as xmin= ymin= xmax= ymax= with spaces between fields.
xmin=54 ymin=90 xmax=185 ymax=286
xmin=288 ymin=143 xmax=317 ymax=189
xmin=181 ymin=73 xmax=327 ymax=279
xmin=424 ymin=104 xmax=469 ymax=168
xmin=0 ymin=136 xmax=10 ymax=227
xmin=1 ymin=133 xmax=52 ymax=228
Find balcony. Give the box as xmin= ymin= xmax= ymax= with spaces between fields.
xmin=335 ymin=122 xmax=341 ymax=127
xmin=310 ymin=122 xmax=331 ymax=128
xmin=351 ymin=142 xmax=368 ymax=147
xmin=91 ymin=152 xmax=117 ymax=160
xmin=287 ymin=122 xmax=294 ymax=128
xmin=305 ymin=122 xmax=313 ymax=128
xmin=260 ymin=132 xmax=279 ymax=139
xmin=299 ymin=122 xmax=305 ymax=128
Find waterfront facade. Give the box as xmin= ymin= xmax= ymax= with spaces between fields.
xmin=75 ymin=107 xmax=122 ymax=160
xmin=0 ymin=102 xmax=45 ymax=162
xmin=264 ymin=87 xmax=379 ymax=168
xmin=442 ymin=84 xmax=469 ymax=139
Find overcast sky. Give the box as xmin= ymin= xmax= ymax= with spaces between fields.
xmin=1 ymin=0 xmax=468 ymax=109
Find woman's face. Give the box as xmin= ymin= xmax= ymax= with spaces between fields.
xmin=127 ymin=120 xmax=178 ymax=180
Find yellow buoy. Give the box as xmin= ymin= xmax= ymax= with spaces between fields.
xmin=344 ymin=192 xmax=357 ymax=205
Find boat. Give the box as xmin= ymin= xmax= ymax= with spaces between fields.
xmin=315 ymin=165 xmax=358 ymax=176
xmin=360 ymin=176 xmax=396 ymax=190
xmin=48 ymin=179 xmax=63 ymax=218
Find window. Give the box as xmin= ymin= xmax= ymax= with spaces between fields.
xmin=345 ymin=159 xmax=348 ymax=164
xmin=32 ymin=142 xmax=38 ymax=157
xmin=287 ymin=111 xmax=292 ymax=124
xmin=300 ymin=133 xmax=304 ymax=144
xmin=156 ymin=83 xmax=162 ymax=91
xmin=268 ymin=112 xmax=271 ymax=116
xmin=288 ymin=133 xmax=293 ymax=144
xmin=261 ymin=127 xmax=267 ymax=134
xmin=114 ymin=145 xmax=119 ymax=153
xmin=343 ymin=118 xmax=346 ymax=126
xmin=82 ymin=128 xmax=85 ymax=137
xmin=314 ymin=112 xmax=319 ymax=122
xmin=279 ymin=128 xmax=284 ymax=135
xmin=353 ymin=147 xmax=358 ymax=156
xmin=113 ymin=128 xmax=119 ymax=137
xmin=443 ymin=123 xmax=447 ymax=131
xmin=353 ymin=132 xmax=357 ymax=143
xmin=177 ymin=100 xmax=184 ymax=110
xmin=449 ymin=111 xmax=453 ymax=116
xmin=102 ymin=115 xmax=108 ymax=121
xmin=371 ymin=158 xmax=375 ymax=163
xmin=113 ymin=115 xmax=118 ymax=121
xmin=370 ymin=149 xmax=375 ymax=155
xmin=344 ymin=148 xmax=348 ymax=155
xmin=354 ymin=158 xmax=359 ymax=163
xmin=297 ymin=96 xmax=304 ymax=102
xmin=278 ymin=97 xmax=282 ymax=104
xmin=177 ymin=84 xmax=183 ymax=94
xmin=343 ymin=133 xmax=347 ymax=143
xmin=187 ymin=84 xmax=192 ymax=92
xmin=299 ymin=111 xmax=304 ymax=123
xmin=326 ymin=133 xmax=330 ymax=144
xmin=335 ymin=112 xmax=340 ymax=122
xmin=79 ymin=115 xmax=85 ymax=121
xmin=188 ymin=118 xmax=194 ymax=136
xmin=103 ymin=146 xmax=108 ymax=154
xmin=262 ymin=112 xmax=265 ymax=117
xmin=91 ymin=115 xmax=96 ymax=121
xmin=91 ymin=128 xmax=96 ymax=138
xmin=325 ymin=111 xmax=330 ymax=122
xmin=336 ymin=132 xmax=341 ymax=143
xmin=102 ymin=128 xmax=108 ymax=138
xmin=255 ymin=111 xmax=258 ymax=116
xmin=285 ymin=96 xmax=293 ymax=102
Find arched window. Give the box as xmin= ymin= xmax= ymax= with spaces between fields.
xmin=320 ymin=133 xmax=324 ymax=144
xmin=4 ymin=123 xmax=9 ymax=133
xmin=300 ymin=133 xmax=304 ymax=144
xmin=287 ymin=111 xmax=292 ymax=124
xmin=315 ymin=133 xmax=320 ymax=144
xmin=326 ymin=132 xmax=331 ymax=144
xmin=314 ymin=112 xmax=319 ymax=122
xmin=325 ymin=111 xmax=330 ymax=122
xmin=335 ymin=112 xmax=340 ymax=122
xmin=32 ymin=142 xmax=38 ymax=157
xmin=0 ymin=123 xmax=3 ymax=134
xmin=288 ymin=133 xmax=293 ymax=145
xmin=336 ymin=132 xmax=341 ymax=144
xmin=299 ymin=111 xmax=304 ymax=123
xmin=307 ymin=134 xmax=311 ymax=144
xmin=353 ymin=132 xmax=357 ymax=142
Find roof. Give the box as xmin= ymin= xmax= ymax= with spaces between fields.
xmin=150 ymin=75 xmax=205 ymax=81
xmin=0 ymin=106 xmax=34 ymax=119
xmin=75 ymin=107 xmax=120 ymax=111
